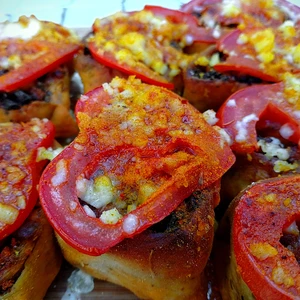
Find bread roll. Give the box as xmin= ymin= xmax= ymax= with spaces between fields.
xmin=57 ymin=184 xmax=220 ymax=300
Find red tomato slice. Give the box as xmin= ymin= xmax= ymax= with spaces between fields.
xmin=144 ymin=5 xmax=199 ymax=26
xmin=0 ymin=41 xmax=80 ymax=92
xmin=216 ymin=78 xmax=300 ymax=153
xmin=88 ymin=6 xmax=217 ymax=90
xmin=39 ymin=76 xmax=235 ymax=255
xmin=215 ymin=28 xmax=300 ymax=82
xmin=88 ymin=42 xmax=174 ymax=90
xmin=233 ymin=175 xmax=300 ymax=299
xmin=0 ymin=118 xmax=55 ymax=240
xmin=143 ymin=5 xmax=217 ymax=43
xmin=181 ymin=0 xmax=299 ymax=28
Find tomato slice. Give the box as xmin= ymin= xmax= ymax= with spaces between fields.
xmin=0 ymin=118 xmax=55 ymax=240
xmin=0 ymin=16 xmax=81 ymax=92
xmin=181 ymin=0 xmax=299 ymax=28
xmin=88 ymin=42 xmax=174 ymax=90
xmin=215 ymin=27 xmax=300 ymax=82
xmin=0 ymin=41 xmax=80 ymax=92
xmin=88 ymin=6 xmax=217 ymax=90
xmin=143 ymin=5 xmax=217 ymax=43
xmin=39 ymin=76 xmax=235 ymax=255
xmin=233 ymin=175 xmax=300 ymax=299
xmin=216 ymin=75 xmax=300 ymax=153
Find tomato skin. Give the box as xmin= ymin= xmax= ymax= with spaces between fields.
xmin=40 ymin=142 xmax=214 ymax=255
xmin=216 ymin=82 xmax=300 ymax=154
xmin=232 ymin=175 xmax=300 ymax=299
xmin=214 ymin=29 xmax=278 ymax=82
xmin=88 ymin=42 xmax=174 ymax=90
xmin=0 ymin=42 xmax=80 ymax=92
xmin=144 ymin=5 xmax=217 ymax=44
xmin=0 ymin=119 xmax=55 ymax=240
xmin=215 ymin=27 xmax=300 ymax=82
xmin=144 ymin=5 xmax=199 ymax=26
xmin=88 ymin=5 xmax=217 ymax=91
xmin=40 ymin=77 xmax=235 ymax=256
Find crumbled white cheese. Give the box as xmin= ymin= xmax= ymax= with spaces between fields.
xmin=279 ymin=20 xmax=295 ymax=29
xmin=185 ymin=34 xmax=194 ymax=45
xmin=279 ymin=123 xmax=294 ymax=140
xmin=226 ymin=99 xmax=236 ymax=107
xmin=69 ymin=201 xmax=78 ymax=212
xmin=102 ymin=82 xmax=115 ymax=96
xmin=0 ymin=57 xmax=10 ymax=69
xmin=212 ymin=25 xmax=221 ymax=39
xmin=214 ymin=126 xmax=233 ymax=148
xmin=51 ymin=159 xmax=68 ymax=187
xmin=83 ymin=205 xmax=96 ymax=218
xmin=221 ymin=0 xmax=241 ymax=17
xmin=0 ymin=17 xmax=41 ymax=40
xmin=202 ymin=15 xmax=216 ymax=28
xmin=203 ymin=109 xmax=219 ymax=126
xmin=258 ymin=137 xmax=290 ymax=160
xmin=235 ymin=113 xmax=259 ymax=142
xmin=123 ymin=214 xmax=139 ymax=234
xmin=100 ymin=208 xmax=122 ymax=224
xmin=76 ymin=175 xmax=115 ymax=209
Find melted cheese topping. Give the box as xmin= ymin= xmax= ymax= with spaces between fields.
xmin=89 ymin=10 xmax=198 ymax=81
xmin=0 ymin=17 xmax=41 ymax=40
xmin=236 ymin=26 xmax=299 ymax=78
xmin=0 ymin=16 xmax=79 ymax=72
xmin=283 ymin=73 xmax=300 ymax=108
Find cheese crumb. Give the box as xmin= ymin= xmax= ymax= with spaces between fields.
xmin=100 ymin=208 xmax=122 ymax=224
xmin=258 ymin=137 xmax=290 ymax=160
xmin=76 ymin=175 xmax=115 ymax=209
xmin=203 ymin=109 xmax=219 ymax=126
xmin=249 ymin=242 xmax=278 ymax=260
xmin=0 ymin=17 xmax=41 ymax=40
xmin=272 ymin=265 xmax=295 ymax=288
xmin=235 ymin=114 xmax=259 ymax=142
xmin=51 ymin=159 xmax=68 ymax=187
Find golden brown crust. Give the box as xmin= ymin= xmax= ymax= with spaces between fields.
xmin=1 ymin=207 xmax=62 ymax=300
xmin=182 ymin=71 xmax=248 ymax=112
xmin=213 ymin=190 xmax=256 ymax=300
xmin=57 ymin=185 xmax=219 ymax=300
xmin=74 ymin=53 xmax=127 ymax=93
xmin=0 ymin=65 xmax=78 ymax=138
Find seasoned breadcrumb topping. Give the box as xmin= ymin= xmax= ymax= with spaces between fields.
xmin=75 ymin=76 xmax=228 ymax=220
